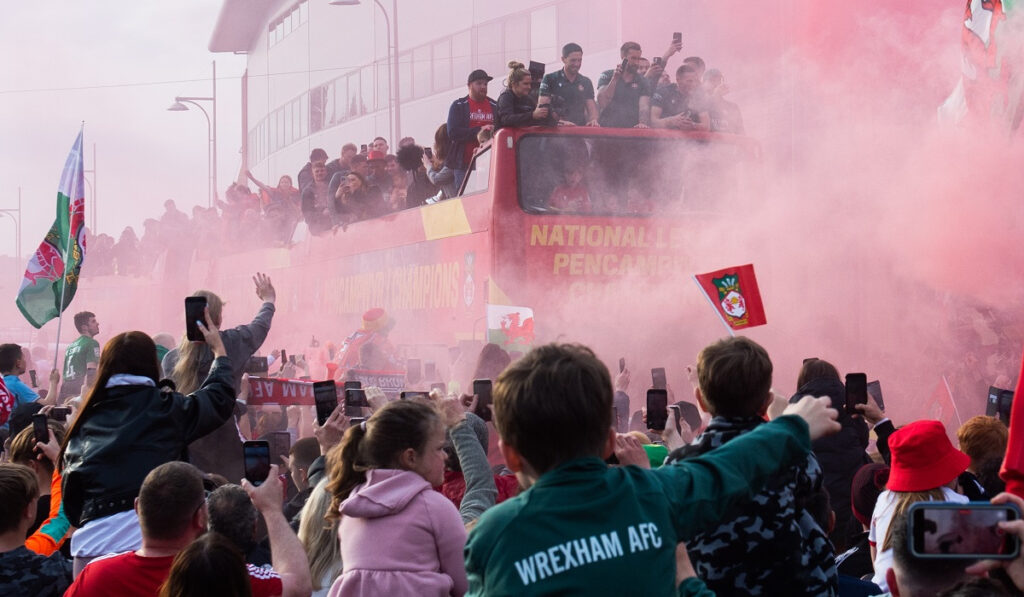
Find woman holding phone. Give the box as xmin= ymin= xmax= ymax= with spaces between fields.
xmin=59 ymin=312 xmax=235 ymax=575
xmin=163 ymin=273 xmax=276 ymax=482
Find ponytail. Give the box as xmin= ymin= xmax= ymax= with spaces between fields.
xmin=506 ymin=61 xmax=530 ymax=92
xmin=325 ymin=400 xmax=440 ymax=521
xmin=326 ymin=423 xmax=368 ymax=522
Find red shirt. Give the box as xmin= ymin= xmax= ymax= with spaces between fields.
xmin=65 ymin=551 xmax=283 ymax=597
xmin=463 ymin=97 xmax=494 ymax=165
xmin=547 ymin=184 xmax=593 ymax=213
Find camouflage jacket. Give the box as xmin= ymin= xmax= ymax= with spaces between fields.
xmin=667 ymin=416 xmax=838 ymax=596
xmin=0 ymin=546 xmax=72 ymax=597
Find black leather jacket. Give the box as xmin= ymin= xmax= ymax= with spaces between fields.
xmin=61 ymin=356 xmax=235 ymax=527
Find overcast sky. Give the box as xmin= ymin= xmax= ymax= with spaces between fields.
xmin=0 ymin=2 xmax=246 ymax=262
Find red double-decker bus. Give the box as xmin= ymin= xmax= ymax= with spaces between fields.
xmin=76 ymin=125 xmax=759 ymax=384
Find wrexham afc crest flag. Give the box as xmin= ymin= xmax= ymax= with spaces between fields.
xmin=694 ymin=264 xmax=766 ymax=331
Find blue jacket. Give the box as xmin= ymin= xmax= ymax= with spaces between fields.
xmin=445 ymin=95 xmax=497 ymax=170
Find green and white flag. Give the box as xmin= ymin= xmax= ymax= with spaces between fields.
xmin=16 ymin=130 xmax=87 ymax=328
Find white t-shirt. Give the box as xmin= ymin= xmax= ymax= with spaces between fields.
xmin=69 ymin=509 xmax=143 ymax=557
xmin=869 ymin=487 xmax=967 ymax=591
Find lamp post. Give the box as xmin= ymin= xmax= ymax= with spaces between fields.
xmin=331 ymin=0 xmax=400 ymax=145
xmin=168 ymin=61 xmax=218 ymax=207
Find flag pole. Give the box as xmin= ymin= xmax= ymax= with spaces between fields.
xmin=693 ymin=275 xmax=735 ymax=337
xmin=52 ymin=124 xmax=85 ymax=370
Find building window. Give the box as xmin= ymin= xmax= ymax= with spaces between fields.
xmin=476 ymin=21 xmax=504 ymax=82
xmin=531 ymin=6 xmax=557 ymax=60
xmin=398 ymin=51 xmax=412 ymax=102
xmin=269 ymin=0 xmax=308 ymax=48
xmin=309 ymin=84 xmax=327 ymax=134
xmin=413 ymin=45 xmax=431 ymax=100
xmin=504 ymin=13 xmax=530 ymax=66
xmin=433 ymin=39 xmax=451 ymax=94
xmin=452 ymin=30 xmax=471 ymax=87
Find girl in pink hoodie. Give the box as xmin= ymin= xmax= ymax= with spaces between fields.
xmin=326 ymin=400 xmax=468 ymax=597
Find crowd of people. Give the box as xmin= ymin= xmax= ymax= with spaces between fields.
xmin=0 ymin=270 xmax=1023 ymax=596
xmin=80 ymin=36 xmax=745 ymax=273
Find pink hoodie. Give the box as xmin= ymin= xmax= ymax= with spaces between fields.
xmin=328 ymin=469 xmax=468 ymax=597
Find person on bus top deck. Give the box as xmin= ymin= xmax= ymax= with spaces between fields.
xmin=333 ymin=171 xmax=387 ymax=225
xmin=446 ymin=69 xmax=498 ymax=191
xmin=651 ymin=64 xmax=711 ymax=132
xmin=297 ymin=148 xmax=330 ymax=193
xmin=538 ymin=43 xmax=600 ymax=127
xmin=496 ymin=61 xmax=551 ymax=130
xmin=596 ymin=42 xmax=653 ymax=128
xmin=301 ymin=160 xmax=333 ymax=236
xmin=703 ymin=68 xmax=746 ymax=135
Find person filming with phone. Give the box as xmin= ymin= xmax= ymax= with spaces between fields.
xmin=59 ymin=312 xmax=235 ymax=576
xmin=495 ymin=61 xmax=551 ymax=130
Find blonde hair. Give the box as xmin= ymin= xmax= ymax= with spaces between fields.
xmin=298 ymin=479 xmax=341 ymax=591
xmin=170 ymin=290 xmax=224 ymax=394
xmin=881 ymin=489 xmax=946 ymax=551
xmin=505 ymin=61 xmax=530 ymax=91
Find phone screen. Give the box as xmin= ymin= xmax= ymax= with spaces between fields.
xmin=243 ymin=441 xmax=271 ymax=486
xmin=49 ymin=407 xmax=71 ymax=423
xmin=345 ymin=388 xmax=369 ymax=407
xmin=28 ymin=370 xmax=37 ymax=388
xmin=343 ymin=380 xmax=362 ymax=391
xmin=267 ymin=431 xmax=291 ymax=469
xmin=651 ymin=368 xmax=667 ymax=390
xmin=430 ymin=382 xmax=446 ymax=395
xmin=647 ymin=389 xmax=669 ymax=431
xmin=621 ymin=58 xmax=629 ymax=72
xmin=185 ymin=296 xmax=208 ymax=342
xmin=866 ymin=380 xmax=884 ymax=410
xmin=619 ymin=358 xmax=625 ymax=374
xmin=673 ymin=31 xmax=682 ymax=45
xmin=279 ymin=350 xmax=288 ymax=369
xmin=473 ymin=379 xmax=493 ymax=422
xmin=424 ymin=147 xmax=433 ymax=160
xmin=910 ymin=503 xmax=1021 ymax=558
xmin=845 ymin=373 xmax=868 ymax=415
xmin=32 ymin=414 xmax=49 ymax=444
xmin=401 ymin=391 xmax=430 ymax=401
xmin=313 ymin=381 xmax=338 ymax=425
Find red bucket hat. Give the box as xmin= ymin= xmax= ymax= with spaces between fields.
xmin=887 ymin=420 xmax=970 ymax=492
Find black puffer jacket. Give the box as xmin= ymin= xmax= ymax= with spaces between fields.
xmin=61 ymin=356 xmax=235 ymax=527
xmin=790 ymin=376 xmax=870 ymax=549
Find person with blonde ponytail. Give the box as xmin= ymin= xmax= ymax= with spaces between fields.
xmin=162 ymin=273 xmax=277 ymax=482
xmin=868 ymin=420 xmax=970 ymax=592
xmin=325 ymin=400 xmax=467 ymax=596
xmin=495 ymin=61 xmax=550 ymax=130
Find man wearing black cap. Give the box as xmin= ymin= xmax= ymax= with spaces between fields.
xmin=446 ymin=69 xmax=498 ymax=192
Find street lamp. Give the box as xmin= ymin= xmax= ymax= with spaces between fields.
xmin=331 ymin=0 xmax=400 ymax=145
xmin=168 ymin=61 xmax=218 ymax=208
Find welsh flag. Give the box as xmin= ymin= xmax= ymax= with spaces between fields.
xmin=486 ymin=304 xmax=535 ymax=353
xmin=694 ymin=264 xmax=766 ymax=331
xmin=16 ymin=130 xmax=87 ymax=329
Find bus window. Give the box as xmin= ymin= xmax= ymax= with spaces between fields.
xmin=516 ymin=134 xmax=747 ymax=216
xmin=460 ymin=146 xmax=492 ymax=196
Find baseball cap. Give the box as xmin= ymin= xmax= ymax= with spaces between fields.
xmin=467 ymin=69 xmax=493 ymax=84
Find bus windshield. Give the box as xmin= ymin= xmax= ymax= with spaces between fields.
xmin=516 ymin=134 xmax=749 ymax=217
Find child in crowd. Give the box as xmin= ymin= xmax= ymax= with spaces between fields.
xmin=666 ymin=337 xmax=838 ymax=596
xmin=326 ymin=400 xmax=467 ymax=596
xmin=870 ymin=419 xmax=969 ymax=592
xmin=464 ymin=342 xmax=840 ymax=596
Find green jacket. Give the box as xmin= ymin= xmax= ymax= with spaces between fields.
xmin=464 ymin=415 xmax=811 ymax=596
